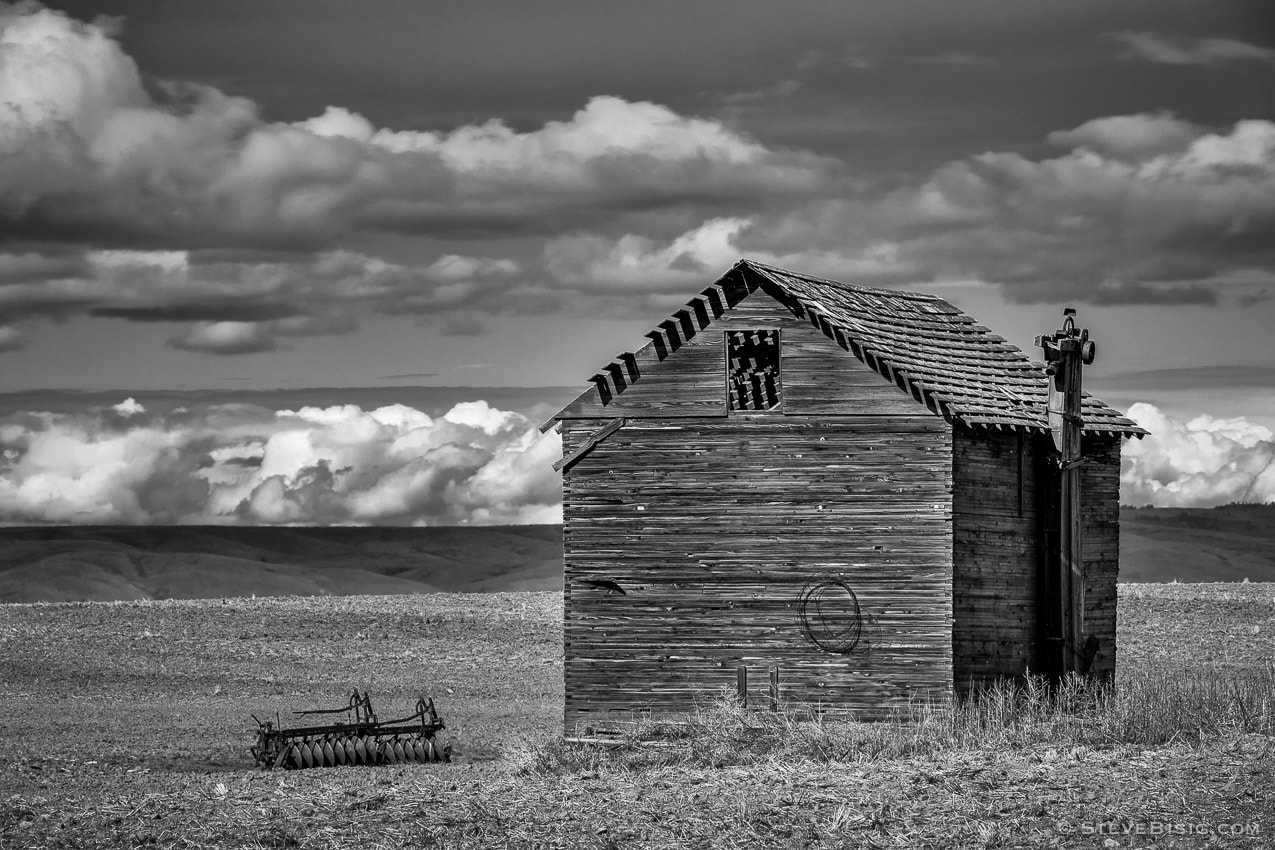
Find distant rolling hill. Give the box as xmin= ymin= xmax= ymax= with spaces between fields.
xmin=1 ymin=506 xmax=1271 ymax=603
xmin=0 ymin=525 xmax=562 ymax=603
xmin=1119 ymin=504 xmax=1275 ymax=583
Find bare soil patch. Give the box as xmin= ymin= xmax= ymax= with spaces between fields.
xmin=0 ymin=584 xmax=1271 ymax=848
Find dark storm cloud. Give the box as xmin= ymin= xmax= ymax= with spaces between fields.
xmin=91 ymin=301 xmax=302 ymax=323
xmin=2 ymin=0 xmax=1272 ymax=361
xmin=1 ymin=5 xmax=841 ymax=252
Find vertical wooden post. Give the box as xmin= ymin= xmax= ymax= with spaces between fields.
xmin=768 ymin=666 xmax=780 ymax=712
xmin=736 ymin=666 xmax=748 ymax=708
xmin=1037 ymin=309 xmax=1096 ymax=676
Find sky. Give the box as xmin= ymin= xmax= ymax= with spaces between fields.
xmin=1 ymin=0 xmax=1273 ymax=523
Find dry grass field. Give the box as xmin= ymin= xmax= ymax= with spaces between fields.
xmin=1 ymin=583 xmax=1272 ymax=849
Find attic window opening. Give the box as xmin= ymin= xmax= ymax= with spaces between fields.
xmin=726 ymin=330 xmax=781 ymax=411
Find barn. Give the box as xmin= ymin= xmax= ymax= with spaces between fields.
xmin=542 ymin=260 xmax=1146 ymax=731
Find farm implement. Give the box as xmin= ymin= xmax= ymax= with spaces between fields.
xmin=251 ymin=689 xmax=451 ymax=769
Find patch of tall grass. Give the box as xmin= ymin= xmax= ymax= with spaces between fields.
xmin=519 ymin=664 xmax=1275 ymax=774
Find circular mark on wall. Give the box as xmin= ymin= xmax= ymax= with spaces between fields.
xmin=797 ymin=579 xmax=863 ymax=654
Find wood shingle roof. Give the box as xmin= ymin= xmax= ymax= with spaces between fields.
xmin=547 ymin=259 xmax=1147 ymax=438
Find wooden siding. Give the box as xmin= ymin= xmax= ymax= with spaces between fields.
xmin=951 ymin=426 xmax=1045 ymax=691
xmin=557 ymin=290 xmax=921 ymax=421
xmin=1079 ymin=436 xmax=1122 ymax=681
xmin=952 ymin=427 xmax=1122 ymax=690
xmin=562 ymin=413 xmax=953 ymax=729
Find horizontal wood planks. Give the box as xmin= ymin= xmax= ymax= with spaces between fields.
xmin=562 ymin=415 xmax=953 ymax=728
xmin=1079 ymin=436 xmax=1122 ymax=680
xmin=554 ymin=280 xmax=1127 ymax=724
xmin=952 ymin=426 xmax=1123 ymax=691
xmin=952 ymin=426 xmax=1045 ymax=691
xmin=557 ymin=289 xmax=923 ymax=421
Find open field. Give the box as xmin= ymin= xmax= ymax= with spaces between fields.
xmin=1120 ymin=505 xmax=1275 ymax=583
xmin=1 ymin=583 xmax=1273 ymax=848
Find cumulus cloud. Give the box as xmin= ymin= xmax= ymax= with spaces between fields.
xmin=746 ymin=114 xmax=1275 ymax=305
xmin=545 ymin=217 xmax=750 ymax=294
xmin=0 ymin=398 xmax=562 ymax=525
xmin=544 ymin=215 xmax=920 ymax=309
xmin=1121 ymin=403 xmax=1275 ymax=507
xmin=1104 ymin=31 xmax=1275 ymax=67
xmin=549 ymin=112 xmax=1275 ymax=308
xmin=0 ymin=4 xmax=835 ymax=248
xmin=1046 ymin=113 xmax=1201 ymax=161
xmin=1 ymin=1 xmax=1272 ymax=354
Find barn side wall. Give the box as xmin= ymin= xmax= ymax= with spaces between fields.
xmin=951 ymin=426 xmax=1045 ymax=691
xmin=561 ymin=291 xmax=954 ymax=730
xmin=1079 ymin=435 xmax=1122 ymax=681
xmin=952 ymin=428 xmax=1122 ymax=690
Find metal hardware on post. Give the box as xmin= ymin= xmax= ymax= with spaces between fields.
xmin=1035 ymin=308 xmax=1095 ymax=677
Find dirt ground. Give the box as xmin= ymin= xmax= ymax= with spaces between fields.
xmin=0 ymin=584 xmax=1271 ymax=849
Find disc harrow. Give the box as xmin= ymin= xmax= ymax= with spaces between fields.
xmin=251 ymin=689 xmax=451 ymax=770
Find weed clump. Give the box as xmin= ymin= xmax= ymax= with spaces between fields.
xmin=523 ymin=665 xmax=1275 ymax=774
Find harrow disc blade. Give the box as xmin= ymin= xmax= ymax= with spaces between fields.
xmin=302 ymin=741 xmax=316 ymax=769
xmin=354 ymin=736 xmax=368 ymax=764
xmin=343 ymin=738 xmax=358 ymax=765
xmin=322 ymin=740 xmax=336 ymax=767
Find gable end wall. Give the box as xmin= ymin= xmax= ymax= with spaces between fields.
xmin=561 ymin=290 xmax=954 ymax=728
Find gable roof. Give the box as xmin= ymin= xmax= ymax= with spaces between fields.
xmin=546 ymin=259 xmax=1147 ymax=438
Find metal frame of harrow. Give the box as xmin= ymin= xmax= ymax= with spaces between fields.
xmin=252 ymin=689 xmax=450 ymax=769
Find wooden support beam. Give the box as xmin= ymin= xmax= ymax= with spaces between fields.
xmin=589 ymin=374 xmax=613 ymax=406
xmin=700 ymin=286 xmax=725 ymax=318
xmin=689 ymin=296 xmax=712 ymax=330
xmin=553 ymin=418 xmax=625 ymax=473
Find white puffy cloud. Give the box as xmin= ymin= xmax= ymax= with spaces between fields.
xmin=0 ymin=5 xmax=835 ymax=247
xmin=1121 ymin=403 xmax=1275 ymax=507
xmin=0 ymin=398 xmax=562 ymax=525
xmin=111 ymin=397 xmax=145 ymax=417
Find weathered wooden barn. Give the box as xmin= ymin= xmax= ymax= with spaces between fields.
xmin=543 ymin=260 xmax=1145 ymax=730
